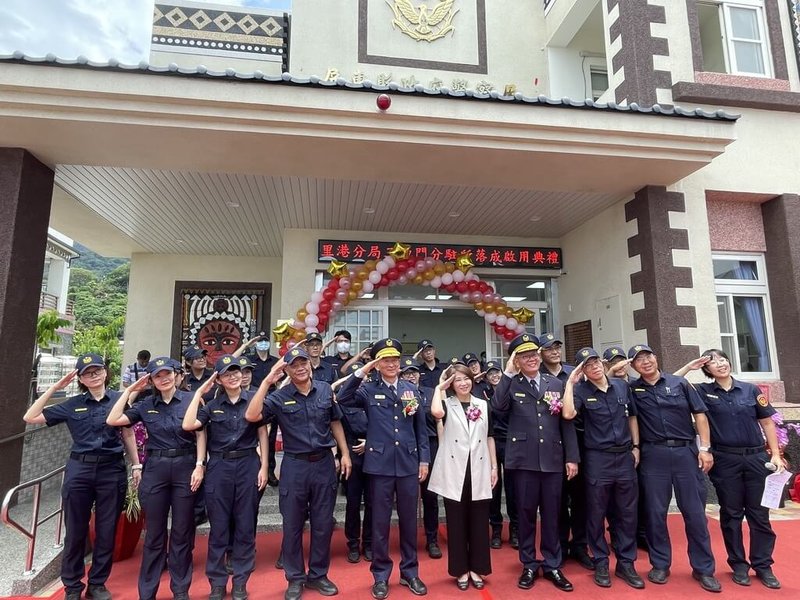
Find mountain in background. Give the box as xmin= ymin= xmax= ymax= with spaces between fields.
xmin=73 ymin=242 xmax=128 ymax=275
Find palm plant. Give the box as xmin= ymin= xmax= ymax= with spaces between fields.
xmin=36 ymin=309 xmax=71 ymax=350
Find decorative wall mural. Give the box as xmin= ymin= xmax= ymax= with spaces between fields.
xmin=387 ymin=0 xmax=459 ymax=42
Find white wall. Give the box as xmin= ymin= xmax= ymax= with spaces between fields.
xmin=123 ymin=253 xmax=283 ymax=368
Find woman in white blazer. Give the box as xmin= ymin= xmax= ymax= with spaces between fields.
xmin=428 ymin=363 xmax=498 ymax=590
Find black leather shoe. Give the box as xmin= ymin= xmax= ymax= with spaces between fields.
xmin=209 ymin=586 xmax=226 ymax=600
xmin=86 ymin=585 xmax=112 ymax=600
xmin=543 ymin=569 xmax=574 ymax=592
xmin=275 ymin=555 xmax=284 ymax=570
xmin=518 ymin=568 xmax=536 ymax=589
xmin=426 ymin=543 xmax=442 ymax=559
xmin=755 ymin=569 xmax=781 ymax=589
xmin=490 ymin=529 xmax=502 ymax=549
xmin=732 ymin=570 xmax=751 ymax=586
xmin=346 ymin=549 xmax=361 ymax=563
xmin=65 ymin=592 xmax=81 ymax=600
xmin=510 ymin=529 xmax=520 ymax=549
xmin=363 ymin=547 xmax=373 ymax=562
xmin=692 ymin=572 xmax=722 ymax=593
xmin=305 ymin=577 xmax=338 ymax=596
xmin=268 ymin=473 xmax=279 ymax=487
xmin=570 ymin=548 xmax=595 ymax=571
xmin=615 ymin=564 xmax=645 ymax=589
xmin=284 ymin=582 xmax=303 ymax=600
xmin=371 ymin=581 xmax=388 ymax=600
xmin=594 ymin=565 xmax=611 ymax=588
xmin=231 ymin=585 xmax=247 ymax=600
xmin=647 ymin=568 xmax=669 ymax=584
xmin=399 ymin=577 xmax=427 ymax=596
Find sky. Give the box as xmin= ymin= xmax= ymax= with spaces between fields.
xmin=0 ymin=0 xmax=292 ymax=63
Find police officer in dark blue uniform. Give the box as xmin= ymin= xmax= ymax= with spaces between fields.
xmin=108 ymin=357 xmax=206 ymax=600
xmin=399 ymin=356 xmax=442 ymax=560
xmin=183 ymin=355 xmax=269 ymax=600
xmin=322 ymin=330 xmax=354 ymax=375
xmin=183 ymin=345 xmax=214 ymax=392
xmin=24 ymin=354 xmax=140 ymax=600
xmin=676 ymin=349 xmax=782 ymax=589
xmin=337 ymin=338 xmax=431 ymax=600
xmin=492 ymin=334 xmax=580 ymax=592
xmin=245 ymin=348 xmax=351 ymax=600
xmin=562 ymin=348 xmax=645 ymax=589
xmin=484 ymin=360 xmax=519 ymax=549
xmin=304 ymin=332 xmax=338 ymax=384
xmin=627 ymin=344 xmax=721 ymax=593
xmin=336 ymin=361 xmax=373 ymax=564
xmin=415 ymin=339 xmax=444 ymax=389
xmin=463 ymin=353 xmax=491 ymax=400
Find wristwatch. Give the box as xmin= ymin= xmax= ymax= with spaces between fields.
xmin=698 ymin=446 xmax=711 ymax=452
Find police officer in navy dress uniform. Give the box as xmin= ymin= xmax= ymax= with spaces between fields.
xmin=562 ymin=348 xmax=645 ymax=589
xmin=337 ymin=339 xmax=431 ymax=600
xmin=24 ymin=353 xmax=140 ymax=600
xmin=676 ymin=349 xmax=783 ymax=589
xmin=183 ymin=345 xmax=215 ymax=392
xmin=245 ymin=348 xmax=352 ymax=600
xmin=183 ymin=355 xmax=269 ymax=600
xmin=399 ymin=356 xmax=442 ymax=559
xmin=464 ymin=353 xmax=491 ymax=400
xmin=108 ymin=357 xmax=206 ymax=600
xmin=492 ymin=334 xmax=579 ymax=592
xmin=627 ymin=344 xmax=721 ymax=593
xmin=415 ymin=339 xmax=445 ymax=389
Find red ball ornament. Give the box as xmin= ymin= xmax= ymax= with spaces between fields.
xmin=467 ymin=280 xmax=479 ymax=291
xmin=319 ymin=300 xmax=331 ymax=314
xmin=387 ymin=268 xmax=399 ymax=281
xmin=478 ymin=282 xmax=489 ymax=293
xmin=455 ymin=281 xmax=468 ymax=294
xmin=328 ymin=278 xmax=340 ymax=290
xmin=376 ymin=94 xmax=391 ymax=111
xmin=380 ymin=275 xmax=390 ymax=287
xmin=397 ymin=261 xmax=409 ymax=273
xmin=443 ymin=283 xmax=456 ymax=293
xmin=322 ymin=288 xmax=335 ymax=301
xmin=504 ymin=330 xmax=516 ymax=340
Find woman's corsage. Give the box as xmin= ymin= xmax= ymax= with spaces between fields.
xmin=466 ymin=403 xmax=482 ymax=422
xmin=401 ymin=390 xmax=419 ymax=417
xmin=544 ymin=390 xmax=563 ymax=415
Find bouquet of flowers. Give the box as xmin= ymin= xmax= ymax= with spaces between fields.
xmin=544 ymin=390 xmax=563 ymax=415
xmin=401 ymin=390 xmax=419 ymax=417
xmin=466 ymin=403 xmax=482 ymax=422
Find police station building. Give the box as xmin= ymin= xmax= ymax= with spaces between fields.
xmin=1 ymin=1 xmax=800 ymax=491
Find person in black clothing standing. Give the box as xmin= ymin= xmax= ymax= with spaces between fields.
xmin=415 ymin=339 xmax=444 ymax=389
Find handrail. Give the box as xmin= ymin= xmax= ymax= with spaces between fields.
xmin=0 ymin=466 xmax=65 ymax=575
xmin=0 ymin=425 xmax=48 ymax=447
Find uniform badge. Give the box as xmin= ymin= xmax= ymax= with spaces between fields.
xmin=386 ymin=339 xmax=393 ymax=347
xmin=212 ymin=409 xmax=225 ymax=414
xmin=757 ymin=394 xmax=769 ymax=407
xmin=586 ymin=398 xmax=597 ymax=402
xmin=634 ymin=345 xmax=643 ymax=352
xmin=156 ymin=359 xmax=165 ymax=366
xmin=74 ymin=407 xmax=88 ymax=412
xmin=82 ymin=356 xmax=92 ymax=364
xmin=514 ymin=393 xmax=526 ymax=398
xmin=222 ymin=356 xmax=232 ymax=364
xmin=284 ymin=400 xmax=296 ymax=405
xmin=610 ymin=348 xmax=619 ymax=355
xmin=522 ymin=335 xmax=530 ymax=342
xmin=375 ymin=394 xmax=386 ymax=400
xmin=291 ymin=349 xmax=299 ymax=356
xmin=581 ymin=349 xmax=589 ymax=357
xmin=147 ymin=410 xmax=159 ymax=414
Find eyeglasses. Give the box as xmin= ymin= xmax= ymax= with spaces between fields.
xmin=80 ymin=369 xmax=105 ymax=378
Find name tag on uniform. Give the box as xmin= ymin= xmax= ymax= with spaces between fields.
xmin=514 ymin=393 xmax=526 ymax=398
xmin=706 ymin=394 xmax=719 ymax=399
xmin=283 ymin=400 xmax=296 ymax=406
xmin=634 ymin=388 xmax=646 ymax=392
xmin=74 ymin=407 xmax=88 ymax=412
xmin=147 ymin=410 xmax=159 ymax=414
xmin=374 ymin=394 xmax=386 ymax=400
xmin=586 ymin=398 xmax=597 ymax=403
xmin=212 ymin=409 xmax=225 ymax=414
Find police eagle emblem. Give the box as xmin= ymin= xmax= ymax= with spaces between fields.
xmin=388 ymin=0 xmax=458 ymax=42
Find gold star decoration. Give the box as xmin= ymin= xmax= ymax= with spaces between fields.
xmin=387 ymin=242 xmax=411 ymax=260
xmin=327 ymin=260 xmax=349 ymax=278
xmin=511 ymin=307 xmax=535 ymax=324
xmin=272 ymin=322 xmax=296 ymax=344
xmin=455 ymin=252 xmax=475 ymax=274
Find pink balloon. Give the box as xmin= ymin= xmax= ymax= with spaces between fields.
xmin=484 ymin=312 xmax=497 ymax=324
xmin=305 ymin=326 xmax=319 ymax=334
xmin=496 ymin=315 xmax=508 ymax=327
xmin=441 ymin=273 xmax=453 ymax=285
xmin=476 ymin=310 xmax=485 ymax=317
xmin=339 ymin=277 xmax=351 ymax=290
xmin=376 ymin=261 xmax=389 ymax=274
xmin=368 ymin=271 xmax=382 ymax=284
xmin=362 ymin=281 xmax=374 ymax=293
xmin=311 ymin=292 xmax=323 ymax=304
xmin=397 ymin=275 xmax=408 ymax=285
xmin=459 ymin=292 xmax=471 ymax=303
xmin=483 ymin=292 xmax=494 ymax=303
xmin=383 ymin=256 xmax=396 ymax=268
xmin=431 ymin=276 xmax=442 ymax=288
xmin=516 ymin=324 xmax=526 ymax=334
xmin=466 ymin=272 xmax=478 ymax=281
xmin=292 ymin=320 xmax=304 ymax=330
xmin=415 ymin=260 xmax=426 ymax=272
xmin=287 ymin=339 xmax=297 ymax=349
xmin=424 ymin=257 xmax=436 ymax=269
xmin=331 ymin=300 xmax=344 ymax=312
xmin=305 ymin=314 xmax=319 ymax=328
xmin=452 ymin=270 xmax=465 ymax=282
xmin=506 ymin=317 xmax=518 ymax=330
xmin=406 ymin=268 xmax=417 ymax=279
xmin=305 ymin=302 xmax=320 ymax=315
xmin=470 ymin=291 xmax=483 ymax=303
xmin=336 ymin=289 xmax=348 ymax=302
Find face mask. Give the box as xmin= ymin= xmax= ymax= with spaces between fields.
xmin=255 ymin=341 xmax=270 ymax=352
xmin=336 ymin=341 xmax=351 ymax=354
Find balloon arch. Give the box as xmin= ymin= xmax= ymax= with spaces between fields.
xmin=272 ymin=242 xmax=535 ymax=356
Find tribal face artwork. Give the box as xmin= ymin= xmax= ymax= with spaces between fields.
xmin=197 ymin=320 xmax=243 ymax=365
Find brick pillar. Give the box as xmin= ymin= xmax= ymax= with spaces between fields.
xmin=0 ymin=149 xmax=54 ymax=495
xmin=762 ymin=194 xmax=800 ymax=403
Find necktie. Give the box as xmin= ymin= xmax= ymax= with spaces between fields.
xmin=388 ymin=384 xmax=396 ymax=397
xmin=530 ymin=378 xmax=538 ymax=397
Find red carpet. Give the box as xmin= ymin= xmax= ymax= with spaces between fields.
xmin=11 ymin=515 xmax=800 ymax=599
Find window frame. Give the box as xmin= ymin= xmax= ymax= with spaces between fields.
xmin=712 ymin=252 xmax=779 ymax=379
xmin=700 ymin=0 xmax=774 ymax=77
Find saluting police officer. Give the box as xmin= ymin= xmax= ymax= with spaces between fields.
xmin=492 ymin=334 xmax=579 ymax=592
xmin=562 ymin=348 xmax=645 ymax=589
xmin=24 ymin=354 xmax=140 ymax=600
xmin=337 ymin=339 xmax=431 ymax=600
xmin=305 ymin=332 xmax=338 ymax=384
xmin=245 ymin=348 xmax=351 ymax=600
xmin=108 ymin=357 xmax=206 ymax=600
xmin=183 ymin=345 xmax=214 ymax=392
xmin=627 ymin=344 xmax=721 ymax=593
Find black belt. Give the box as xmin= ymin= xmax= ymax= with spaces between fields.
xmin=147 ymin=448 xmax=194 ymax=458
xmin=596 ymin=444 xmax=632 ymax=454
xmin=285 ymin=450 xmax=330 ymax=462
xmin=713 ymin=444 xmax=764 ymax=456
xmin=645 ymin=439 xmax=692 ymax=447
xmin=209 ymin=448 xmax=257 ymax=459
xmin=70 ymin=452 xmax=123 ymax=464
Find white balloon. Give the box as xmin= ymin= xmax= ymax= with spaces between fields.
xmin=506 ymin=317 xmax=518 ymax=330
xmin=305 ymin=302 xmax=320 ymax=315
xmin=383 ymin=256 xmax=396 ymax=268
xmin=466 ymin=272 xmax=479 ymax=281
xmin=484 ymin=312 xmax=497 ymax=324
xmin=441 ymin=273 xmax=453 ymax=285
xmin=406 ymin=268 xmax=417 ymax=279
xmin=431 ymin=276 xmax=442 ymax=288
xmin=292 ymin=320 xmax=304 ymax=330
xmin=459 ymin=292 xmax=471 ymax=303
xmin=376 ymin=261 xmax=389 ymax=274
xmin=516 ymin=324 xmax=526 ymax=334
xmin=311 ymin=292 xmax=323 ymax=304
xmin=476 ymin=310 xmax=485 ymax=317
xmin=362 ymin=281 xmax=374 ymax=293
xmin=339 ymin=278 xmax=351 ymax=290
xmin=304 ymin=313 xmax=319 ymax=327
xmin=453 ymin=270 xmax=465 ymax=282
xmin=496 ymin=315 xmax=508 ymax=327
xmin=368 ymin=271 xmax=382 ymax=284
xmin=305 ymin=326 xmax=319 ymax=334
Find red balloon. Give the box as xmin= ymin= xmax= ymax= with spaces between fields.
xmin=467 ymin=280 xmax=478 ymax=291
xmin=328 ymin=278 xmax=340 ymax=291
xmin=322 ymin=288 xmax=335 ymax=301
xmin=504 ymin=330 xmax=516 ymax=340
xmin=443 ymin=283 xmax=456 ymax=293
xmin=380 ymin=276 xmax=390 ymax=287
xmin=455 ymin=282 xmax=468 ymax=294
xmin=397 ymin=261 xmax=409 ymax=273
xmin=493 ymin=324 xmax=504 ymax=334
xmin=279 ymin=346 xmax=288 ymax=357
xmin=387 ymin=268 xmax=399 ymax=281
xmin=319 ymin=300 xmax=331 ymax=314
xmin=486 ymin=285 xmax=494 ymax=293
xmin=478 ymin=282 xmax=489 ymax=293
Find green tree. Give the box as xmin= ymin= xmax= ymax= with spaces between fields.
xmin=36 ymin=309 xmax=71 ymax=350
xmin=73 ymin=316 xmax=125 ymax=388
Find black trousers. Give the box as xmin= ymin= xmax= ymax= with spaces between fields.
xmin=443 ymin=465 xmax=492 ymax=577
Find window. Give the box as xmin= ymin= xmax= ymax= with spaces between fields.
xmin=713 ymin=254 xmax=777 ymax=378
xmin=698 ymin=1 xmax=772 ymax=77
xmin=329 ymin=308 xmax=386 ymax=356
xmin=589 ymin=67 xmax=609 ymax=101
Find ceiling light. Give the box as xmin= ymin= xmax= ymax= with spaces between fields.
xmin=176 ymin=239 xmax=185 ymax=244
xmin=431 ymin=308 xmax=444 ymax=313
xmin=448 ymin=212 xmax=461 ymax=218
xmin=437 ymin=294 xmax=452 ymax=300
xmin=526 ymin=282 xmax=546 ymax=289
xmin=529 ymin=215 xmax=541 ymax=222
xmin=248 ymin=241 xmax=259 ymax=246
xmin=411 ymin=307 xmax=431 ymax=311
xmin=502 ymin=296 xmax=527 ymax=302
xmin=362 ymin=293 xmax=375 ymax=299
xmin=225 ymin=201 xmax=240 ymax=208
xmin=364 ymin=207 xmax=376 ymax=214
